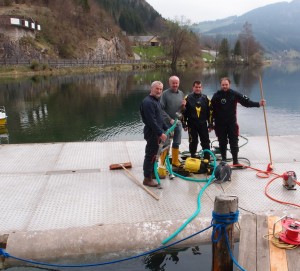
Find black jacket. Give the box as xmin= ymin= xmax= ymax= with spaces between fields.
xmin=183 ymin=92 xmax=213 ymax=128
xmin=211 ymin=89 xmax=260 ymax=124
xmin=140 ymin=95 xmax=168 ymax=139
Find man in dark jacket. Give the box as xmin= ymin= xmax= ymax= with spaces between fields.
xmin=211 ymin=77 xmax=266 ymax=165
xmin=140 ymin=81 xmax=168 ymax=187
xmin=183 ymin=80 xmax=213 ymax=160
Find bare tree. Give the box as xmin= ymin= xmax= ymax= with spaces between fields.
xmin=238 ymin=22 xmax=263 ymax=65
xmin=161 ymin=16 xmax=200 ymax=69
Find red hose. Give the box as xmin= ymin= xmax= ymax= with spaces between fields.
xmin=237 ymin=164 xmax=300 ymax=208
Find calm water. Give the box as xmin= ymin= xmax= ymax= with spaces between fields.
xmin=0 ymin=63 xmax=300 ymax=147
xmin=1 ymin=62 xmax=300 ymax=144
xmin=1 ymin=62 xmax=298 ymax=270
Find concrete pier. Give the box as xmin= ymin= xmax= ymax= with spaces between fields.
xmin=0 ymin=135 xmax=299 ymax=268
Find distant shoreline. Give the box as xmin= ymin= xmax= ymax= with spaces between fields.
xmin=0 ymin=62 xmax=158 ymax=79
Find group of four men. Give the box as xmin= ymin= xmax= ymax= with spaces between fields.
xmin=140 ymin=76 xmax=266 ymax=187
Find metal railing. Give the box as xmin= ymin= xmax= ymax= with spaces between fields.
xmin=0 ymin=58 xmax=141 ymax=67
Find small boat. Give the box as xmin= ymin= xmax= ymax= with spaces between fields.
xmin=0 ymin=106 xmax=7 ymax=126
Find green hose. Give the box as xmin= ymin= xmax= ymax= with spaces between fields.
xmin=161 ymin=149 xmax=217 ymax=245
xmin=154 ymin=119 xmax=178 ymax=185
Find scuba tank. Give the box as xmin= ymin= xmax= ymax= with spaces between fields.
xmin=184 ymin=157 xmax=211 ymax=174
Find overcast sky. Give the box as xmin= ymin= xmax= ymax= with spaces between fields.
xmin=146 ymin=0 xmax=292 ymax=23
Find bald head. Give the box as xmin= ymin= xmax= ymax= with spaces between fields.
xmin=169 ymin=76 xmax=180 ymax=92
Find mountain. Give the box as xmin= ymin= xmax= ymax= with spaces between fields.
xmin=192 ymin=0 xmax=300 ymax=54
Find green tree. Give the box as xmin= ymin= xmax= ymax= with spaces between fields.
xmin=119 ymin=10 xmax=144 ymax=34
xmin=96 ymin=0 xmax=160 ymax=33
xmin=217 ymin=38 xmax=230 ymax=64
xmin=233 ymin=40 xmax=242 ymax=61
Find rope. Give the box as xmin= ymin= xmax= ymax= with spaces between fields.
xmin=263 ymin=233 xmax=298 ymax=250
xmin=0 ymin=224 xmax=213 ymax=268
xmin=211 ymin=210 xmax=247 ymax=271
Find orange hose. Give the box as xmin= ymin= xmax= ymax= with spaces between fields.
xmin=235 ymin=164 xmax=300 ymax=208
xmin=264 ymin=176 xmax=300 ymax=208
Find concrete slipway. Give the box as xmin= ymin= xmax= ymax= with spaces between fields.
xmin=0 ymin=135 xmax=299 ymax=268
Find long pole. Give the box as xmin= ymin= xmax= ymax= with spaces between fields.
xmin=119 ymin=164 xmax=160 ymax=201
xmin=259 ymin=75 xmax=273 ymax=168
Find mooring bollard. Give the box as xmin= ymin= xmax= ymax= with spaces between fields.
xmin=212 ymin=195 xmax=239 ymax=271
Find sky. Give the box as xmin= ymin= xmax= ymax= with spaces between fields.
xmin=146 ymin=0 xmax=292 ymax=23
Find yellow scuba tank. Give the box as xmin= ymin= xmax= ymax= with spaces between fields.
xmin=184 ymin=157 xmax=210 ymax=174
xmin=184 ymin=157 xmax=201 ymax=173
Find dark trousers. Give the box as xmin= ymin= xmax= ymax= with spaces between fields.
xmin=143 ymin=135 xmax=159 ymax=178
xmin=188 ymin=123 xmax=210 ymax=159
xmin=215 ymin=122 xmax=239 ymax=156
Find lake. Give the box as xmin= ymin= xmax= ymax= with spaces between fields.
xmin=1 ymin=62 xmax=300 ymax=145
xmin=1 ymin=62 xmax=299 ymax=270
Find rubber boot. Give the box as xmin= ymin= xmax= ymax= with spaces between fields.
xmin=157 ymin=149 xmax=168 ymax=178
xmin=160 ymin=149 xmax=168 ymax=166
xmin=171 ymin=148 xmax=181 ymax=167
xmin=143 ymin=177 xmax=158 ymax=187
xmin=232 ymin=153 xmax=239 ymax=165
xmin=203 ymin=151 xmax=210 ymax=162
xmin=232 ymin=151 xmax=243 ymax=167
xmin=220 ymin=146 xmax=227 ymax=162
xmin=231 ymin=144 xmax=239 ymax=164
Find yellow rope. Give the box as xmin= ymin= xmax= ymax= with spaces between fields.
xmin=263 ymin=232 xmax=298 ymax=250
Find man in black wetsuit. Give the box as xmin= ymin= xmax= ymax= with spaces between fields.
xmin=211 ymin=77 xmax=266 ymax=165
xmin=140 ymin=81 xmax=168 ymax=187
xmin=183 ymin=80 xmax=213 ymax=160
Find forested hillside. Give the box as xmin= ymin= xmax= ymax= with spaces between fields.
xmin=95 ymin=0 xmax=163 ymax=34
xmin=0 ymin=0 xmax=165 ymax=60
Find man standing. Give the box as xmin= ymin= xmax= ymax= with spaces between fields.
xmin=211 ymin=77 xmax=266 ymax=165
xmin=160 ymin=76 xmax=186 ymax=167
xmin=183 ymin=80 xmax=213 ymax=160
xmin=140 ymin=81 xmax=168 ymax=187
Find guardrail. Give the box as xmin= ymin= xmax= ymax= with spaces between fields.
xmin=0 ymin=59 xmax=141 ymax=67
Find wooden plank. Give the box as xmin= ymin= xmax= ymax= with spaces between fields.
xmin=109 ymin=162 xmax=132 ymax=170
xmin=238 ymin=214 xmax=257 ymax=271
xmin=257 ymin=215 xmax=270 ymax=271
xmin=268 ymin=216 xmax=288 ymax=271
xmin=286 ymin=248 xmax=300 ymax=271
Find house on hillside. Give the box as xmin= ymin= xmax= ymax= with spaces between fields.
xmin=0 ymin=15 xmax=41 ymax=42
xmin=128 ymin=35 xmax=160 ymax=47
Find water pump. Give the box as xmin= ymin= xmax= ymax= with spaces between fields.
xmin=282 ymin=171 xmax=297 ymax=190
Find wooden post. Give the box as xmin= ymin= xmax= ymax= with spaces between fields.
xmin=212 ymin=195 xmax=238 ymax=271
xmin=0 ymin=234 xmax=9 ymax=269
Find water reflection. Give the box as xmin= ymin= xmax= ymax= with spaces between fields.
xmin=0 ymin=62 xmax=299 ymax=144
xmin=0 ymin=125 xmax=9 ymax=144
